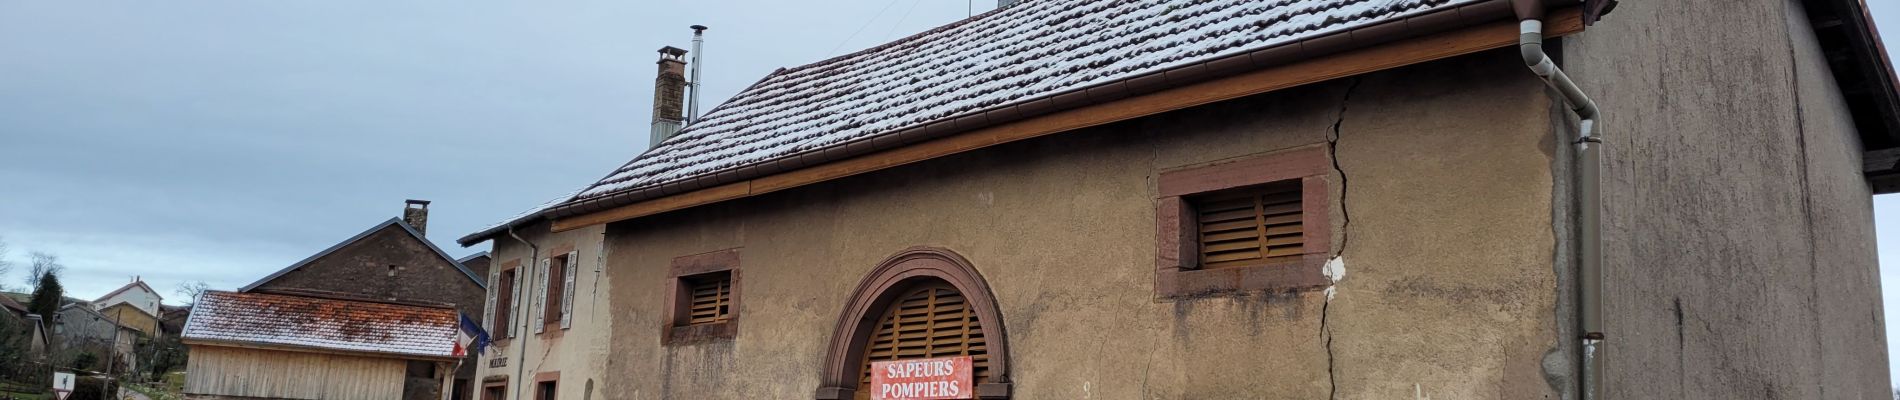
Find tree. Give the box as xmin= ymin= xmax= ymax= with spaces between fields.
xmin=25 ymin=252 xmax=63 ymax=288
xmin=0 ymin=236 xmax=11 ymax=293
xmin=28 ymin=271 xmax=62 ymax=320
xmin=174 ymin=280 xmax=211 ymax=305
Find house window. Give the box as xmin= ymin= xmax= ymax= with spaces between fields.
xmin=542 ymin=253 xmax=567 ymax=331
xmin=482 ymin=378 xmax=507 ymax=400
xmin=495 ymin=265 xmax=517 ymax=338
xmin=857 ymin=282 xmax=991 ymax=397
xmin=685 ymin=273 xmax=732 ymax=325
xmin=664 ymin=248 xmax=740 ymax=345
xmin=535 ymin=381 xmax=557 ymax=400
xmin=1155 ymin=145 xmax=1332 ymax=298
xmin=1191 ymin=181 xmax=1304 ymax=269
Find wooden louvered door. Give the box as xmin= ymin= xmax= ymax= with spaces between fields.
xmin=1196 ymin=182 xmax=1303 ymax=269
xmin=857 ymin=282 xmax=989 ymax=399
xmin=687 ymin=274 xmax=733 ymax=325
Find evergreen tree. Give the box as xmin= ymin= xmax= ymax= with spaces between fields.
xmin=28 ymin=271 xmax=62 ymax=319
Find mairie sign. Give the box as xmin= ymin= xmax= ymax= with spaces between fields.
xmin=869 ymin=356 xmax=973 ymax=400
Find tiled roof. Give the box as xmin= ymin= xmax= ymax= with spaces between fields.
xmin=563 ymin=0 xmax=1477 ymax=209
xmin=182 ymin=291 xmax=459 ymax=359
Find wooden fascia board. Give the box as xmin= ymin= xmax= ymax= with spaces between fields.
xmin=552 ymin=9 xmax=1585 ymax=232
xmin=181 ymin=338 xmax=461 ymax=362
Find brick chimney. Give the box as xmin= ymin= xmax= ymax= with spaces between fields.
xmin=403 ymin=199 xmax=430 ymax=236
xmin=651 ymin=46 xmax=689 ymax=149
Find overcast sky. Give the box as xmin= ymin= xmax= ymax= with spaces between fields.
xmin=5 ymin=0 xmax=1900 ymax=385
xmin=0 ymin=0 xmax=980 ymax=300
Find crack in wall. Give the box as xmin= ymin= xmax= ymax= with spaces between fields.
xmin=1320 ymin=77 xmax=1360 ymax=400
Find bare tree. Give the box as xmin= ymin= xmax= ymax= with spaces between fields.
xmin=175 ymin=281 xmax=211 ymax=305
xmin=25 ymin=252 xmax=63 ymax=288
xmin=0 ymin=236 xmax=11 ymax=292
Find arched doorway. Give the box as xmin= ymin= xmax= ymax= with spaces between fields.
xmin=815 ymin=247 xmax=1011 ymax=399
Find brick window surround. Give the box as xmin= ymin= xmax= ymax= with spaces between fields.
xmin=663 ymin=248 xmax=741 ymax=345
xmin=1155 ymin=145 xmax=1332 ymax=299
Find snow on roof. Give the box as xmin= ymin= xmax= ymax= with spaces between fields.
xmin=566 ymin=0 xmax=1473 ymax=206
xmin=182 ymin=291 xmax=459 ymax=359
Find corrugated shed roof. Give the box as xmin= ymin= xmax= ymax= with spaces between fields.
xmin=569 ymin=0 xmax=1475 ymax=205
xmin=182 ymin=291 xmax=459 ymax=359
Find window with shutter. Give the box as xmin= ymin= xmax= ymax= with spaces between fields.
xmin=1154 ymin=145 xmax=1332 ymax=298
xmin=664 ymin=248 xmax=741 ymax=344
xmin=855 ymin=283 xmax=990 ymax=399
xmin=560 ymin=250 xmax=578 ymax=329
xmin=1193 ymin=181 xmax=1303 ymax=269
xmin=534 ymin=258 xmax=550 ymax=334
xmin=685 ymin=273 xmax=733 ymax=325
xmin=542 ymin=254 xmax=567 ymax=332
xmin=494 ymin=266 xmax=517 ymax=339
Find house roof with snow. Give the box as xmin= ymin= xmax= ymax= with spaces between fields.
xmin=552 ymin=0 xmax=1506 ymax=219
xmin=182 ymin=290 xmax=460 ymax=360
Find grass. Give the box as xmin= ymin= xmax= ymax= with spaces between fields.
xmin=124 ymin=382 xmax=180 ymax=400
xmin=0 ymin=389 xmax=49 ymax=400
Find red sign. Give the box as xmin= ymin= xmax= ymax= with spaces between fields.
xmin=869 ymin=356 xmax=974 ymax=400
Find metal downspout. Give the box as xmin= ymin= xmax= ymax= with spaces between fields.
xmin=506 ymin=226 xmax=539 ymax=400
xmin=1514 ymin=3 xmax=1604 ymax=399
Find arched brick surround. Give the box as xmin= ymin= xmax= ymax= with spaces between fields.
xmin=814 ymin=247 xmax=1011 ymax=399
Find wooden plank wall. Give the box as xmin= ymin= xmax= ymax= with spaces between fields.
xmin=184 ymin=346 xmax=406 ymax=400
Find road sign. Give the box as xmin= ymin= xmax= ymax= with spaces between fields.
xmin=51 ymin=372 xmax=74 ymax=400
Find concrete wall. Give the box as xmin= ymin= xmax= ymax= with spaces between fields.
xmin=596 ymin=49 xmax=1564 ymax=399
xmin=476 ymin=222 xmax=610 ymax=400
xmin=99 ymin=303 xmax=158 ymax=337
xmin=252 ymin=224 xmax=484 ymax=318
xmin=1566 ymin=0 xmax=1891 ymax=398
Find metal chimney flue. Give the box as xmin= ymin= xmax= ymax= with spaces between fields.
xmin=687 ymin=25 xmax=708 ymax=124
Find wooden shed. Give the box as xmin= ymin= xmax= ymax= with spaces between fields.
xmin=181 ymin=290 xmax=461 ymax=400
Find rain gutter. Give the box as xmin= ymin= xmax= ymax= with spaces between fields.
xmin=1512 ymin=0 xmax=1603 ymax=398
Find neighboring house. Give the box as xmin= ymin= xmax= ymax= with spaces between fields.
xmin=459 ymin=194 xmax=606 ymax=400
xmin=93 ymin=278 xmax=163 ymax=319
xmin=458 ymin=0 xmax=1900 ymax=398
xmin=158 ymin=305 xmax=190 ymax=337
xmin=235 ymin=200 xmax=487 ymax=400
xmin=0 ymin=295 xmax=48 ymax=360
xmin=55 ymin=304 xmax=139 ymax=372
xmin=98 ymin=302 xmax=160 ymax=337
xmin=181 ymin=291 xmax=461 ymax=400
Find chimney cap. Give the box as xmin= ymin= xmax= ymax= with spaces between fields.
xmin=658 ymin=46 xmax=688 ymax=57
xmin=690 ymin=25 xmax=708 ymax=32
xmin=406 ymin=199 xmax=431 ymax=207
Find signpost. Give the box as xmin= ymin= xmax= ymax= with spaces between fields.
xmin=51 ymin=372 xmax=74 ymax=400
xmin=868 ymin=356 xmax=973 ymax=400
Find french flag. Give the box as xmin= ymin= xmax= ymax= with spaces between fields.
xmin=454 ymin=314 xmax=490 ymax=358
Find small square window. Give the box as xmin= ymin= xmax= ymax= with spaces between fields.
xmin=664 ymin=248 xmax=741 ymax=345
xmin=1155 ymin=145 xmax=1332 ymax=299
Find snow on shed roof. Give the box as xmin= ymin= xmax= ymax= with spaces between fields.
xmin=557 ymin=0 xmax=1480 ymax=213
xmin=182 ymin=290 xmax=459 ymax=359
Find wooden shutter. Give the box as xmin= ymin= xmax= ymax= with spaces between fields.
xmin=500 ymin=269 xmax=518 ymax=338
xmin=686 ymin=274 xmax=733 ymax=325
xmin=560 ymin=251 xmax=578 ymax=329
xmin=483 ymin=261 xmax=498 ymax=335
xmin=534 ymin=258 xmax=549 ymax=334
xmin=1195 ymin=182 xmax=1303 ymax=269
xmin=857 ymin=283 xmax=990 ymax=397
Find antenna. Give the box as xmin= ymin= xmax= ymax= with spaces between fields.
xmin=688 ymin=25 xmax=708 ymax=124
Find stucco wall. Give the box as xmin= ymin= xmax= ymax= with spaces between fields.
xmin=598 ymin=49 xmax=1562 ymax=399
xmin=477 ymin=222 xmax=611 ymax=400
xmin=1566 ymin=0 xmax=1891 ymax=398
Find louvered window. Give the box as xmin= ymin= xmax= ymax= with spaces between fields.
xmin=685 ymin=273 xmax=733 ymax=326
xmin=1192 ymin=181 xmax=1304 ymax=269
xmin=857 ymin=283 xmax=989 ymax=398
